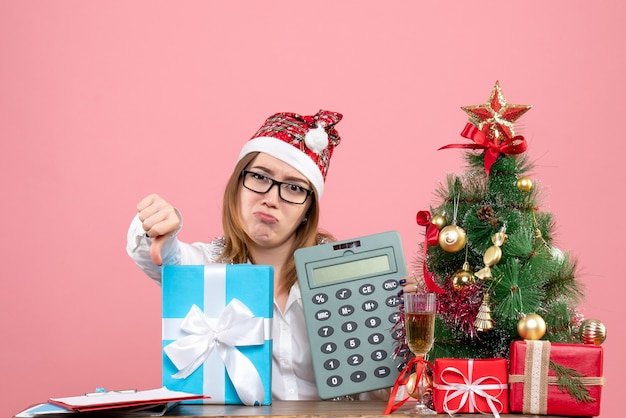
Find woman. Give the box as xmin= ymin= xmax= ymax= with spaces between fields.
xmin=127 ymin=110 xmax=417 ymax=400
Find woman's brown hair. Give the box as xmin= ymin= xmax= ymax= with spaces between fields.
xmin=217 ymin=152 xmax=334 ymax=294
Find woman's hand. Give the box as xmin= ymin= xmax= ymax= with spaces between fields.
xmin=136 ymin=193 xmax=181 ymax=266
xmin=400 ymin=273 xmax=421 ymax=295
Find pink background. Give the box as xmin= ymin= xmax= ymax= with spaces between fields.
xmin=1 ymin=1 xmax=624 ymax=416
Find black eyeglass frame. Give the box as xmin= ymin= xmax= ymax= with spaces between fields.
xmin=241 ymin=170 xmax=313 ymax=205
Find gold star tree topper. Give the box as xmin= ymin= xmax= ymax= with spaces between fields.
xmin=461 ymin=81 xmax=532 ymax=143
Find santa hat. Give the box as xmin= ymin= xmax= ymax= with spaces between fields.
xmin=237 ymin=110 xmax=343 ymax=198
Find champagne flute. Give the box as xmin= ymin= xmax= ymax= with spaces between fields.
xmin=403 ymin=292 xmax=437 ymax=414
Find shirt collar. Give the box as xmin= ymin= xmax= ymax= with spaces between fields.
xmin=284 ymin=282 xmax=302 ymax=312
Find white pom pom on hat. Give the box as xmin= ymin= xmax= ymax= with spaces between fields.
xmin=304 ymin=123 xmax=329 ymax=154
xmin=237 ymin=110 xmax=342 ymax=199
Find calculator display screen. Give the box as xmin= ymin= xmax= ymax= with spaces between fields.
xmin=311 ymin=254 xmax=391 ymax=285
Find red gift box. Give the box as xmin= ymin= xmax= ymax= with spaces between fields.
xmin=509 ymin=340 xmax=604 ymax=416
xmin=433 ymin=358 xmax=509 ymax=416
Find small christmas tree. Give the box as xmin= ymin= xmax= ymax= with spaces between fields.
xmin=415 ymin=81 xmax=585 ymax=361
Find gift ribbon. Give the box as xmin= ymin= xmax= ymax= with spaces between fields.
xmin=163 ymin=300 xmax=266 ymax=406
xmin=435 ymin=359 xmax=508 ymax=418
xmin=509 ymin=375 xmax=605 ymax=385
xmin=439 ymin=123 xmax=528 ymax=175
xmin=383 ymin=356 xmax=433 ymax=414
xmin=415 ymin=211 xmax=445 ymax=294
xmin=522 ymin=340 xmax=549 ymax=414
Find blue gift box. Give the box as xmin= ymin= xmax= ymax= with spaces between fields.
xmin=162 ymin=264 xmax=274 ymax=405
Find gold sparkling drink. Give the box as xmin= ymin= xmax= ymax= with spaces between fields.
xmin=405 ymin=312 xmax=435 ymax=356
xmin=402 ymin=292 xmax=437 ymax=414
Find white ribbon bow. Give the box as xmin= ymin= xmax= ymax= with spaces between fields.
xmin=436 ymin=359 xmax=507 ymax=418
xmin=163 ymin=299 xmax=266 ymax=406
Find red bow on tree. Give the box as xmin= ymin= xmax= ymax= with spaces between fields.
xmin=439 ymin=123 xmax=528 ymax=175
xmin=416 ymin=211 xmax=445 ymax=294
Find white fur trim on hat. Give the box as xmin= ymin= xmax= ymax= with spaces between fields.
xmin=238 ymin=137 xmax=325 ymax=198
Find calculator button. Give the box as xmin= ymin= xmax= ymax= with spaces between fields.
xmin=338 ymin=305 xmax=355 ymax=316
xmin=327 ymin=375 xmax=343 ymax=387
xmin=344 ymin=337 xmax=361 ymax=349
xmin=374 ymin=366 xmax=391 ymax=378
xmin=368 ymin=333 xmax=385 ymax=345
xmin=350 ymin=371 xmax=367 ymax=382
xmin=312 ymin=293 xmax=328 ymax=304
xmin=359 ymin=284 xmax=375 ymax=295
xmin=391 ymin=328 xmax=404 ymax=340
xmin=323 ymin=358 xmax=340 ymax=370
xmin=347 ymin=354 xmax=364 ymax=366
xmin=371 ymin=349 xmax=388 ymax=361
xmin=318 ymin=325 xmax=334 ymax=337
xmin=388 ymin=311 xmax=401 ymax=323
xmin=335 ymin=288 xmax=352 ymax=299
xmin=382 ymin=279 xmax=398 ymax=291
xmin=341 ymin=321 xmax=358 ymax=333
xmin=315 ymin=309 xmax=331 ymax=320
xmin=385 ymin=295 xmax=401 ymax=307
xmin=362 ymin=300 xmax=378 ymax=312
xmin=321 ymin=342 xmax=337 ymax=353
xmin=364 ymin=316 xmax=381 ymax=328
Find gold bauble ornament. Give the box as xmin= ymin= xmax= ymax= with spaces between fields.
xmin=580 ymin=318 xmax=607 ymax=345
xmin=438 ymin=225 xmax=467 ymax=252
xmin=452 ymin=261 xmax=476 ymax=290
xmin=516 ymin=177 xmax=533 ymax=193
xmin=431 ymin=214 xmax=447 ymax=231
xmin=405 ymin=372 xmax=419 ymax=399
xmin=405 ymin=371 xmax=432 ymax=399
xmin=517 ymin=313 xmax=546 ymax=340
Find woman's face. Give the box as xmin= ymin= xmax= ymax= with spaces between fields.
xmin=238 ymin=153 xmax=312 ymax=250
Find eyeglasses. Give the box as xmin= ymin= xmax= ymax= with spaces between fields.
xmin=241 ymin=170 xmax=313 ymax=205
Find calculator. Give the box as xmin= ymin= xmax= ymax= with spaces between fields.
xmin=294 ymin=230 xmax=407 ymax=399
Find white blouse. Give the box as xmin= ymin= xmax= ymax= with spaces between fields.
xmin=126 ymin=214 xmax=320 ymax=400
